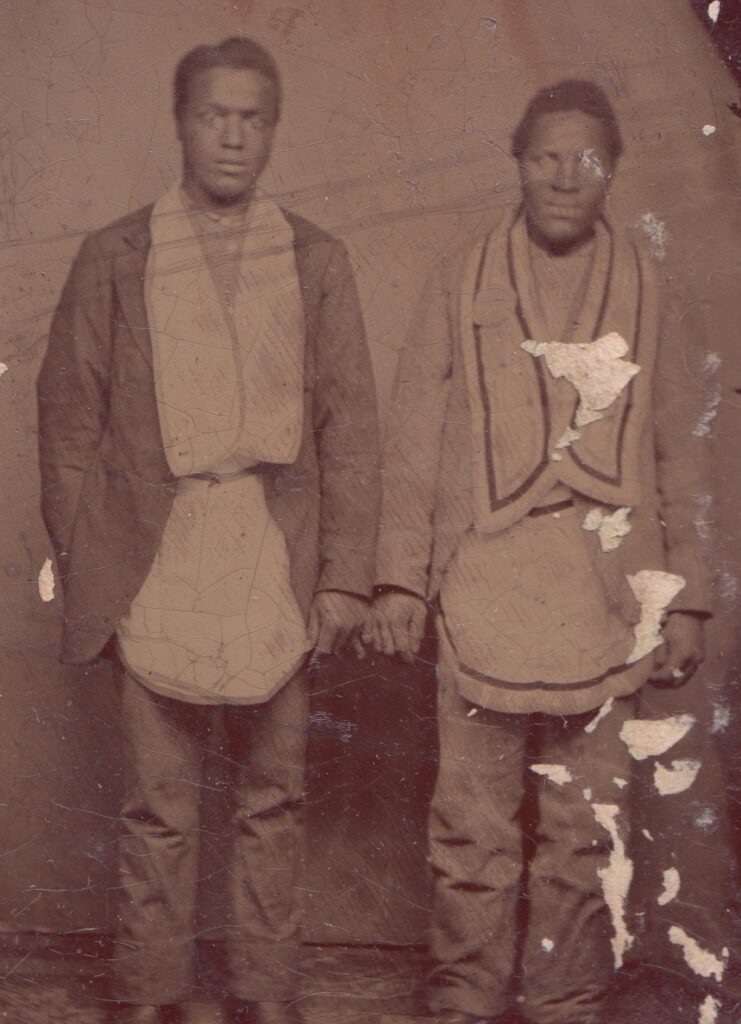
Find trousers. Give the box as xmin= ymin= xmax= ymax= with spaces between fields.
xmin=428 ymin=656 xmax=636 ymax=1024
xmin=111 ymin=663 xmax=308 ymax=1004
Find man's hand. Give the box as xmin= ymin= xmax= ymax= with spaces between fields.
xmin=370 ymin=591 xmax=428 ymax=663
xmin=308 ymin=590 xmax=369 ymax=657
xmin=649 ymin=611 xmax=706 ymax=688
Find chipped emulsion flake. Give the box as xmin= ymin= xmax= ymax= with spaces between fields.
xmin=0 ymin=362 xmax=8 ymax=378
xmin=38 ymin=558 xmax=55 ymax=603
xmin=619 ymin=714 xmax=695 ymax=761
xmin=592 ymin=803 xmax=634 ymax=968
xmin=702 ymin=124 xmax=716 ymax=136
xmin=668 ymin=926 xmax=729 ymax=982
xmin=654 ymin=759 xmax=701 ymax=796
xmin=554 ymin=425 xmax=581 ymax=449
xmin=541 ymin=938 xmax=555 ymax=953
xmin=698 ymin=995 xmax=721 ymax=1024
xmin=707 ymin=2 xmax=721 ymax=25
xmin=625 ymin=569 xmax=686 ymax=664
xmin=657 ymin=867 xmax=681 ymax=906
xmin=531 ymin=764 xmax=573 ymax=786
xmin=585 ymin=696 xmax=614 ymax=734
xmin=522 ymin=333 xmax=640 ymax=428
xmin=583 ymin=506 xmax=632 ymax=552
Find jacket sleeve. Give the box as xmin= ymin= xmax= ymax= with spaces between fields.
xmin=652 ymin=279 xmax=714 ymax=616
xmin=36 ymin=232 xmax=112 ymax=585
xmin=313 ymin=239 xmax=381 ymax=598
xmin=375 ymin=259 xmax=454 ymax=598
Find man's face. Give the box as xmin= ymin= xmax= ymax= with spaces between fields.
xmin=177 ymin=66 xmax=278 ymax=205
xmin=519 ymin=110 xmax=613 ymax=248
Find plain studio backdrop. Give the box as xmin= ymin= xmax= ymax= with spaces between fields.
xmin=0 ymin=0 xmax=738 ymax=957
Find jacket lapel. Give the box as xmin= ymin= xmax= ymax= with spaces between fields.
xmin=116 ymin=214 xmax=154 ymax=366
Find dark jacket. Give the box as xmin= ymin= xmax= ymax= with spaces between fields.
xmin=37 ymin=204 xmax=381 ymax=664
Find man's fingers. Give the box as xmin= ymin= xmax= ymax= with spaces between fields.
xmin=315 ymin=618 xmax=339 ymax=654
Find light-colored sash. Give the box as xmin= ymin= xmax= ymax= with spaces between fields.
xmin=146 ymin=184 xmax=305 ymax=477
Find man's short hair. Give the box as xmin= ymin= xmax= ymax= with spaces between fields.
xmin=174 ymin=36 xmax=282 ymax=124
xmin=511 ymin=79 xmax=624 ymax=165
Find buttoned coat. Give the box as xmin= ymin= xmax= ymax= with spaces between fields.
xmin=38 ymin=204 xmax=381 ymax=665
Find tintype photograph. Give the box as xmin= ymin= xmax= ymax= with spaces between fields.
xmin=0 ymin=3 xmax=739 ymax=1023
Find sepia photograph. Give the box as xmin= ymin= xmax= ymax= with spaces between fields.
xmin=0 ymin=2 xmax=739 ymax=1023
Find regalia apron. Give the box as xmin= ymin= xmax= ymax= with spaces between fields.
xmin=439 ymin=210 xmax=661 ymax=715
xmin=116 ymin=185 xmax=312 ymax=705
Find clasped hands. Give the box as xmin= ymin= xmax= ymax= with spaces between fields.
xmin=308 ymin=588 xmax=426 ymax=663
xmin=310 ymin=592 xmax=704 ymax=685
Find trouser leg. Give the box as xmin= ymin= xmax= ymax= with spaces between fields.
xmin=521 ymin=696 xmax=637 ymax=1024
xmin=111 ymin=669 xmax=209 ymax=1004
xmin=223 ymin=670 xmax=309 ymax=1002
xmin=428 ymin=658 xmax=528 ymax=1017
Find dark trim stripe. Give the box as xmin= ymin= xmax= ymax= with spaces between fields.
xmin=569 ymin=238 xmax=643 ymax=487
xmin=439 ymin=613 xmax=631 ymax=691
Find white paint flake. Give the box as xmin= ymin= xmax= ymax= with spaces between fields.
xmin=583 ymin=506 xmax=632 ymax=552
xmin=583 ymin=787 xmax=593 ymax=802
xmin=702 ymin=124 xmax=716 ymax=136
xmin=654 ymin=759 xmax=701 ymax=796
xmin=620 ymin=714 xmax=695 ymax=761
xmin=698 ymin=994 xmax=721 ymax=1024
xmin=613 ymin=776 xmax=628 ymax=789
xmin=581 ymin=148 xmax=605 ymax=180
xmin=694 ymin=806 xmax=718 ymax=831
xmin=710 ymin=704 xmax=730 ymax=734
xmin=625 ymin=570 xmax=686 ymax=664
xmin=638 ymin=212 xmax=669 ymax=261
xmin=0 ymin=362 xmax=8 ymax=378
xmin=541 ymin=937 xmax=555 ymax=952
xmin=708 ymin=2 xmax=721 ymax=25
xmin=693 ymin=493 xmax=714 ymax=542
xmin=693 ymin=386 xmax=721 ymax=437
xmin=531 ymin=763 xmax=573 ymax=785
xmin=703 ymin=351 xmax=722 ymax=374
xmin=668 ymin=926 xmax=728 ymax=981
xmin=550 ymin=450 xmax=563 ymax=462
xmin=555 ymin=426 xmax=581 ymax=449
xmin=642 ymin=828 xmax=655 ymax=842
xmin=523 ymin=333 xmax=640 ymax=427
xmin=585 ymin=696 xmax=614 ymax=734
xmin=658 ymin=867 xmax=681 ymax=906
xmin=593 ymin=803 xmax=634 ymax=968
xmin=38 ymin=558 xmax=55 ymax=602
xmin=467 ymin=707 xmax=478 ymax=717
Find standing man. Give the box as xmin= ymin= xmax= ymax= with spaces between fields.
xmin=373 ymin=80 xmax=710 ymax=1024
xmin=37 ymin=37 xmax=380 ymax=1024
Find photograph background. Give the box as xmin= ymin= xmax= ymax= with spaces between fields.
xmin=0 ymin=0 xmax=738 ymax=953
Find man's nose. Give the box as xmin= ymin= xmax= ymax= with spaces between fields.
xmin=552 ymin=155 xmax=581 ymax=190
xmin=221 ymin=114 xmax=245 ymax=148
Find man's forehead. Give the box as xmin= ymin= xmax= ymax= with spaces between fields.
xmin=187 ymin=65 xmax=276 ymax=108
xmin=525 ymin=109 xmax=609 ymax=151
